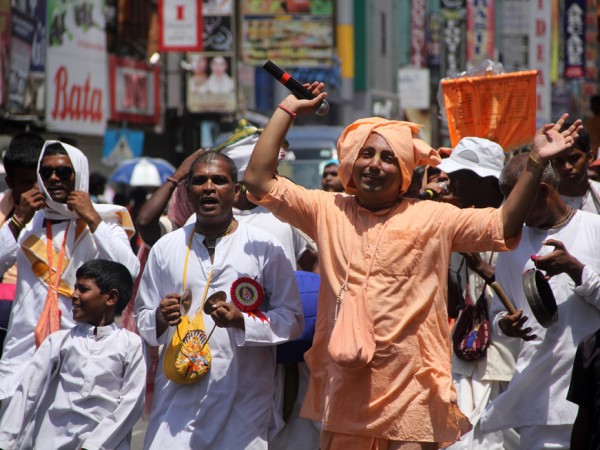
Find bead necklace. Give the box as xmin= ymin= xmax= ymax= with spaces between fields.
xmin=550 ymin=206 xmax=575 ymax=229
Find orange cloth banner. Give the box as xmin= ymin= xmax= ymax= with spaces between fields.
xmin=441 ymin=70 xmax=538 ymax=151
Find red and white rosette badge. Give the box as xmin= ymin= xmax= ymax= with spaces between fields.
xmin=231 ymin=277 xmax=268 ymax=322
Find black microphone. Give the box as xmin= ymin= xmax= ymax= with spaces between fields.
xmin=418 ymin=182 xmax=449 ymax=200
xmin=262 ymin=60 xmax=330 ymax=116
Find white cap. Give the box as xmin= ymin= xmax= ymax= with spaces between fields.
xmin=437 ymin=137 xmax=505 ymax=179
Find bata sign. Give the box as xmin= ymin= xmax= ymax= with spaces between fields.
xmin=45 ymin=0 xmax=108 ymax=135
xmin=50 ymin=67 xmax=103 ymax=123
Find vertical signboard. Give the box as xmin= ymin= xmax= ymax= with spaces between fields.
xmin=0 ymin=1 xmax=11 ymax=106
xmin=186 ymin=0 xmax=235 ymax=113
xmin=441 ymin=0 xmax=467 ymax=77
xmin=411 ymin=0 xmax=426 ymax=67
xmin=8 ymin=10 xmax=35 ymax=109
xmin=529 ymin=0 xmax=552 ymax=120
xmin=466 ymin=0 xmax=495 ymax=66
xmin=46 ymin=0 xmax=108 ymax=135
xmin=564 ymin=0 xmax=586 ymax=79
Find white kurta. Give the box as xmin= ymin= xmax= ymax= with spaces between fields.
xmin=560 ymin=179 xmax=600 ymax=214
xmin=234 ymin=205 xmax=307 ymax=270
xmin=0 ymin=215 xmax=140 ymax=401
xmin=135 ymin=221 xmax=304 ymax=450
xmin=479 ymin=210 xmax=600 ymax=432
xmin=0 ymin=323 xmax=146 ymax=450
xmin=234 ymin=206 xmax=319 ymax=450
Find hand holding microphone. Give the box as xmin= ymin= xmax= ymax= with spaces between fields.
xmin=263 ymin=60 xmax=330 ymax=116
xmin=418 ymin=181 xmax=450 ymax=200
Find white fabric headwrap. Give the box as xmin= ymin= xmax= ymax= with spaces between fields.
xmin=37 ymin=140 xmax=89 ymax=220
xmin=37 ymin=141 xmax=134 ymax=234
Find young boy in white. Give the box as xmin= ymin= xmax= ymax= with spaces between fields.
xmin=0 ymin=259 xmax=146 ymax=450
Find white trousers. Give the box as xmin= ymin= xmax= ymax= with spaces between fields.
xmin=445 ymin=374 xmax=519 ymax=450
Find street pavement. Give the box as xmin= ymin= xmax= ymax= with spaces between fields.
xmin=131 ymin=418 xmax=148 ymax=450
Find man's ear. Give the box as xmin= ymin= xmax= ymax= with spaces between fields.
xmin=538 ymin=182 xmax=553 ymax=198
xmin=233 ymin=182 xmax=242 ymax=202
xmin=588 ymin=151 xmax=595 ymax=165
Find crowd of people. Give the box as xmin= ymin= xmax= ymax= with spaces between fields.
xmin=0 ymin=85 xmax=597 ymax=450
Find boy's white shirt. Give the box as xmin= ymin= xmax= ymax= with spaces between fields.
xmin=0 ymin=322 xmax=146 ymax=450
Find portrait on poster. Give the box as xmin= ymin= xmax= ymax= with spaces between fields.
xmin=187 ymin=54 xmax=235 ymax=112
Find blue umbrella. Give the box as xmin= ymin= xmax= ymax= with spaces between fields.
xmin=109 ymin=157 xmax=176 ymax=187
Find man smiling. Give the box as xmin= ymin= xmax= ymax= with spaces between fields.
xmin=0 ymin=140 xmax=139 ymax=411
xmin=244 ymin=83 xmax=582 ymax=449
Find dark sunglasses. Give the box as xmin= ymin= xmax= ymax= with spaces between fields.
xmin=39 ymin=166 xmax=74 ymax=180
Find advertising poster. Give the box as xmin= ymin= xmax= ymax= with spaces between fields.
xmin=411 ymin=0 xmax=426 ymax=67
xmin=158 ymin=0 xmax=202 ymax=51
xmin=109 ymin=56 xmax=160 ymax=125
xmin=241 ymin=0 xmax=334 ymax=67
xmin=186 ymin=2 xmax=235 ymax=113
xmin=563 ymin=0 xmax=586 ymax=79
xmin=187 ymin=54 xmax=235 ymax=112
xmin=202 ymin=15 xmax=233 ymax=52
xmin=0 ymin=1 xmax=9 ymax=107
xmin=466 ymin=0 xmax=495 ymax=66
xmin=8 ymin=9 xmax=34 ymax=109
xmin=441 ymin=0 xmax=466 ymax=77
xmin=46 ymin=0 xmax=108 ymax=135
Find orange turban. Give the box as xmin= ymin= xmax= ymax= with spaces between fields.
xmin=337 ymin=117 xmax=441 ymax=195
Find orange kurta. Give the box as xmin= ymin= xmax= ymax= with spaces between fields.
xmin=251 ymin=176 xmax=516 ymax=445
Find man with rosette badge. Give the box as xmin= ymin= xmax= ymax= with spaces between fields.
xmin=135 ymin=151 xmax=304 ymax=449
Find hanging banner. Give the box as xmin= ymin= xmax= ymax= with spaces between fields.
xmin=8 ymin=10 xmax=35 ymax=109
xmin=529 ymin=0 xmax=551 ymax=121
xmin=426 ymin=12 xmax=442 ymax=67
xmin=564 ymin=0 xmax=586 ymax=79
xmin=411 ymin=0 xmax=426 ymax=67
xmin=0 ymin=1 xmax=10 ymax=106
xmin=109 ymin=55 xmax=161 ymax=125
xmin=46 ymin=0 xmax=108 ymax=135
xmin=441 ymin=0 xmax=467 ymax=77
xmin=441 ymin=70 xmax=538 ymax=151
xmin=158 ymin=0 xmax=202 ymax=51
xmin=585 ymin=1 xmax=598 ymax=81
xmin=466 ymin=0 xmax=495 ymax=66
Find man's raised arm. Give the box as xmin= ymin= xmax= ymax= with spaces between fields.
xmin=244 ymin=82 xmax=327 ymax=200
xmin=501 ymin=115 xmax=582 ymax=239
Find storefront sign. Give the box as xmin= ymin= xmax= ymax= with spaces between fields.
xmin=109 ymin=56 xmax=161 ymax=124
xmin=46 ymin=0 xmax=108 ymax=135
xmin=529 ymin=0 xmax=552 ymax=121
xmin=158 ymin=0 xmax=202 ymax=51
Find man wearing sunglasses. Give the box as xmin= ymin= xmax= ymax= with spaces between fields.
xmin=0 ymin=140 xmax=140 ymax=412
